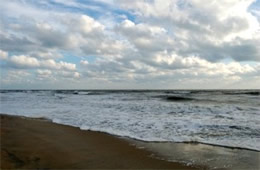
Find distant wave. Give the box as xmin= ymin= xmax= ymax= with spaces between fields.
xmin=223 ymin=91 xmax=260 ymax=96
xmin=166 ymin=96 xmax=193 ymax=101
xmin=153 ymin=95 xmax=194 ymax=101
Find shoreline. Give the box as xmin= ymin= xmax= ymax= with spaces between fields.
xmin=0 ymin=114 xmax=198 ymax=169
xmin=1 ymin=114 xmax=259 ymax=170
xmin=2 ymin=113 xmax=259 ymax=153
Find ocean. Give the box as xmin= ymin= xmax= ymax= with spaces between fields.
xmin=1 ymin=90 xmax=259 ymax=151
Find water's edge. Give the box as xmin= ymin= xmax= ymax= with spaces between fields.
xmin=1 ymin=113 xmax=259 ymax=170
xmin=1 ymin=112 xmax=259 ymax=152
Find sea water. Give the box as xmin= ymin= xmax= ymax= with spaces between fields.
xmin=1 ymin=90 xmax=260 ymax=151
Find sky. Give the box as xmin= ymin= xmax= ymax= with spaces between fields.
xmin=0 ymin=0 xmax=260 ymax=89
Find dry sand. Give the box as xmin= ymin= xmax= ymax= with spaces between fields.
xmin=0 ymin=114 xmax=198 ymax=169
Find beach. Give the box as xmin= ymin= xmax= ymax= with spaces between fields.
xmin=0 ymin=114 xmax=197 ymax=169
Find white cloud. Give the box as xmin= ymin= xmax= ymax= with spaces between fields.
xmin=57 ymin=71 xmax=80 ymax=79
xmin=40 ymin=59 xmax=58 ymax=70
xmin=30 ymin=51 xmax=63 ymax=59
xmin=37 ymin=69 xmax=52 ymax=76
xmin=58 ymin=61 xmax=76 ymax=71
xmin=0 ymin=50 xmax=8 ymax=60
xmin=74 ymin=72 xmax=80 ymax=78
xmin=9 ymin=55 xmax=40 ymax=68
xmin=78 ymin=15 xmax=105 ymax=34
xmin=1 ymin=70 xmax=32 ymax=85
xmin=80 ymin=60 xmax=89 ymax=65
xmin=36 ymin=69 xmax=53 ymax=80
xmin=2 ymin=53 xmax=76 ymax=72
xmin=115 ymin=19 xmax=174 ymax=56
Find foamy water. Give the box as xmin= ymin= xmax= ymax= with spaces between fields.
xmin=1 ymin=90 xmax=260 ymax=151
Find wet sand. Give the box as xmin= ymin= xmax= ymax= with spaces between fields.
xmin=131 ymin=140 xmax=260 ymax=170
xmin=0 ymin=114 xmax=197 ymax=169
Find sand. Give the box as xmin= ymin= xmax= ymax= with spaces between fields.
xmin=0 ymin=114 xmax=197 ymax=169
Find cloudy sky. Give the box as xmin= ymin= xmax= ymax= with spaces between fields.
xmin=0 ymin=0 xmax=260 ymax=89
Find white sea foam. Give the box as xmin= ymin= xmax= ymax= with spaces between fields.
xmin=0 ymin=90 xmax=259 ymax=151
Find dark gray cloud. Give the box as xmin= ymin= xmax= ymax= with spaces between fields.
xmin=0 ymin=34 xmax=37 ymax=53
xmin=176 ymin=38 xmax=260 ymax=62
